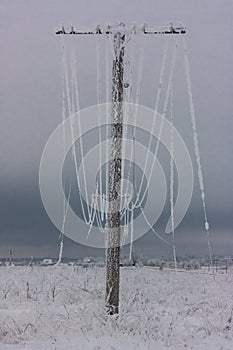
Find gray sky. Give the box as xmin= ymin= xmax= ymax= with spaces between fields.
xmin=0 ymin=0 xmax=232 ymax=258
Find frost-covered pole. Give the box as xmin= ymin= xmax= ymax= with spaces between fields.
xmin=55 ymin=23 xmax=186 ymax=315
xmin=106 ymin=32 xmax=125 ymax=315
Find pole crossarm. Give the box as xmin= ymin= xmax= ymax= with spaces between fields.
xmin=56 ymin=23 xmax=186 ymax=35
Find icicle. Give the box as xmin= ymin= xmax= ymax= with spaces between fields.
xmin=183 ymin=36 xmax=213 ymax=266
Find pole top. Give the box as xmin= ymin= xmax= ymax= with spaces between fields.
xmin=56 ymin=23 xmax=186 ymax=35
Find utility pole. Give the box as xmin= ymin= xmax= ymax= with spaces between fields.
xmin=106 ymin=32 xmax=125 ymax=314
xmin=56 ymin=23 xmax=186 ymax=315
xmin=9 ymin=248 xmax=13 ymax=266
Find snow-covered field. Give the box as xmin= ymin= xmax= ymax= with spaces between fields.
xmin=0 ymin=265 xmax=232 ymax=350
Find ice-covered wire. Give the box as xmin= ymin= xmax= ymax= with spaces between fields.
xmin=71 ymin=51 xmax=93 ymax=223
xmin=169 ymin=86 xmax=177 ymax=270
xmin=133 ymin=38 xmax=177 ymax=210
xmin=96 ymin=35 xmax=104 ymax=218
xmin=182 ymin=36 xmax=213 ymax=266
xmin=56 ymin=184 xmax=71 ymax=266
xmin=105 ymin=34 xmax=111 ymax=212
xmin=56 ymin=39 xmax=67 ymax=266
xmin=129 ymin=203 xmax=134 ymax=261
xmin=63 ymin=44 xmax=90 ymax=224
xmin=132 ymin=38 xmax=169 ymax=209
xmin=124 ymin=43 xmax=144 ymax=202
xmin=140 ymin=205 xmax=172 ymax=246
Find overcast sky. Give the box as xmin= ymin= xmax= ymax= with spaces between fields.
xmin=0 ymin=0 xmax=232 ymax=259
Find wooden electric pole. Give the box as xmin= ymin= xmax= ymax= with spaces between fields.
xmin=56 ymin=23 xmax=186 ymax=315
xmin=106 ymin=32 xmax=125 ymax=314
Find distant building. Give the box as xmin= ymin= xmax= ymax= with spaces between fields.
xmin=42 ymin=259 xmax=53 ymax=266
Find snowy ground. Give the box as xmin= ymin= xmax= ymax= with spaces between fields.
xmin=0 ymin=265 xmax=232 ymax=350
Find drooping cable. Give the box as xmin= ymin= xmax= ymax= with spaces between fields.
xmin=133 ymin=38 xmax=169 ymax=208
xmin=63 ymin=45 xmax=91 ymax=224
xmin=182 ymin=36 xmax=213 ymax=266
xmin=169 ymin=85 xmax=177 ymax=270
xmin=96 ymin=35 xmax=104 ymax=218
xmin=133 ymin=38 xmax=177 ymax=210
xmin=71 ymin=51 xmax=93 ymax=223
